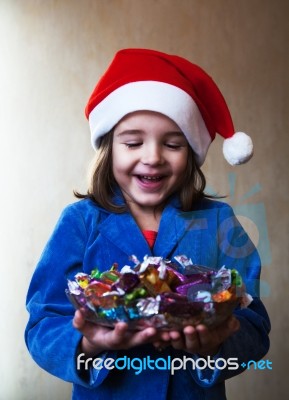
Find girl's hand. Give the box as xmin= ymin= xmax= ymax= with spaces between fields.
xmin=73 ymin=310 xmax=159 ymax=357
xmin=153 ymin=316 xmax=240 ymax=355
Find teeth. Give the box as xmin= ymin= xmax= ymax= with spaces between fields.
xmin=142 ymin=176 xmax=161 ymax=180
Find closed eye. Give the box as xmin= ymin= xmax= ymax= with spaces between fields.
xmin=124 ymin=142 xmax=142 ymax=148
xmin=165 ymin=143 xmax=184 ymax=149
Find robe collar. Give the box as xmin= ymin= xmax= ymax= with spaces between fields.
xmin=97 ymin=193 xmax=187 ymax=260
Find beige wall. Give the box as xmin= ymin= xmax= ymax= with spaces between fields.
xmin=0 ymin=0 xmax=288 ymax=398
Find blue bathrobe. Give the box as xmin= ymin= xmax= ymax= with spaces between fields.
xmin=25 ymin=196 xmax=270 ymax=399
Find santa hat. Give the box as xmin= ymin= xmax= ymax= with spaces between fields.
xmin=85 ymin=48 xmax=253 ymax=166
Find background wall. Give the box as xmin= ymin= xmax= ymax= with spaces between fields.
xmin=0 ymin=0 xmax=288 ymax=399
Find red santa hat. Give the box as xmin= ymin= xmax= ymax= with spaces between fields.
xmin=85 ymin=48 xmax=253 ymax=166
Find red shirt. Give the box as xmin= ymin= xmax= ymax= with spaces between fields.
xmin=142 ymin=230 xmax=157 ymax=249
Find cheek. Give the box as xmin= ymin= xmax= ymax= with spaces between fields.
xmin=173 ymin=153 xmax=189 ymax=175
xmin=112 ymin=144 xmax=122 ymax=167
xmin=112 ymin=147 xmax=130 ymax=176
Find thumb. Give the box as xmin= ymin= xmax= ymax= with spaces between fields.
xmin=73 ymin=309 xmax=86 ymax=330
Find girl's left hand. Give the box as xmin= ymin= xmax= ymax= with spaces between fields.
xmin=153 ymin=316 xmax=240 ymax=356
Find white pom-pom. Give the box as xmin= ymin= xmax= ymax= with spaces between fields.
xmin=223 ymin=131 xmax=253 ymax=165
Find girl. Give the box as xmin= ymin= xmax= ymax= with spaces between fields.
xmin=25 ymin=49 xmax=270 ymax=400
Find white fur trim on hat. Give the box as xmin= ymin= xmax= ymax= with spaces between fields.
xmin=223 ymin=131 xmax=253 ymax=165
xmin=88 ymin=81 xmax=212 ymax=166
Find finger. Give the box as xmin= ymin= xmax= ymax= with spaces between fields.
xmin=168 ymin=330 xmax=182 ymax=341
xmin=157 ymin=330 xmax=171 ymax=342
xmin=110 ymin=324 xmax=157 ymax=349
xmin=72 ymin=310 xmax=85 ymax=330
xmin=108 ymin=322 xmax=129 ymax=346
xmin=183 ymin=325 xmax=200 ymax=352
xmin=195 ymin=324 xmax=213 ymax=349
xmin=130 ymin=327 xmax=157 ymax=346
xmin=114 ymin=322 xmax=129 ymax=336
xmin=196 ymin=317 xmax=240 ymax=351
xmin=169 ymin=331 xmax=185 ymax=350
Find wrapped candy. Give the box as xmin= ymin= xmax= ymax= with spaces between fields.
xmin=66 ymin=256 xmax=246 ymax=330
xmin=112 ymin=272 xmax=140 ymax=292
xmin=139 ymin=266 xmax=172 ymax=296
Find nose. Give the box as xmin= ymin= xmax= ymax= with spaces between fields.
xmin=140 ymin=143 xmax=164 ymax=166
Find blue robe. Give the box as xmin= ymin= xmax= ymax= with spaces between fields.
xmin=25 ymin=196 xmax=270 ymax=399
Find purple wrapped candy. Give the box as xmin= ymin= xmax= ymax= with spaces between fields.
xmin=111 ymin=272 xmax=140 ymax=293
xmin=159 ymin=292 xmax=203 ymax=316
xmin=175 ymin=272 xmax=213 ymax=295
xmin=164 ymin=265 xmax=188 ymax=288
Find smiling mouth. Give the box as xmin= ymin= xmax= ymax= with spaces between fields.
xmin=137 ymin=175 xmax=164 ymax=183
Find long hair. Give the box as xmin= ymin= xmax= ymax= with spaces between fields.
xmin=75 ymin=130 xmax=210 ymax=212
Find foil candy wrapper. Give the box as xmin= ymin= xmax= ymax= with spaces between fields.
xmin=66 ymin=255 xmax=245 ymax=330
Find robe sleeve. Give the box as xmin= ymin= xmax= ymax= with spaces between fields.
xmin=187 ymin=203 xmax=270 ymax=387
xmin=25 ymin=203 xmax=114 ymax=388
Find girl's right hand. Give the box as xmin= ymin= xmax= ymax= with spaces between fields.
xmin=73 ymin=310 xmax=159 ymax=357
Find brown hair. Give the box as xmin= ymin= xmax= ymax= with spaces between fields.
xmin=75 ymin=130 xmax=210 ymax=212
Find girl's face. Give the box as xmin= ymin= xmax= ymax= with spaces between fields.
xmin=112 ymin=111 xmax=189 ymax=215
